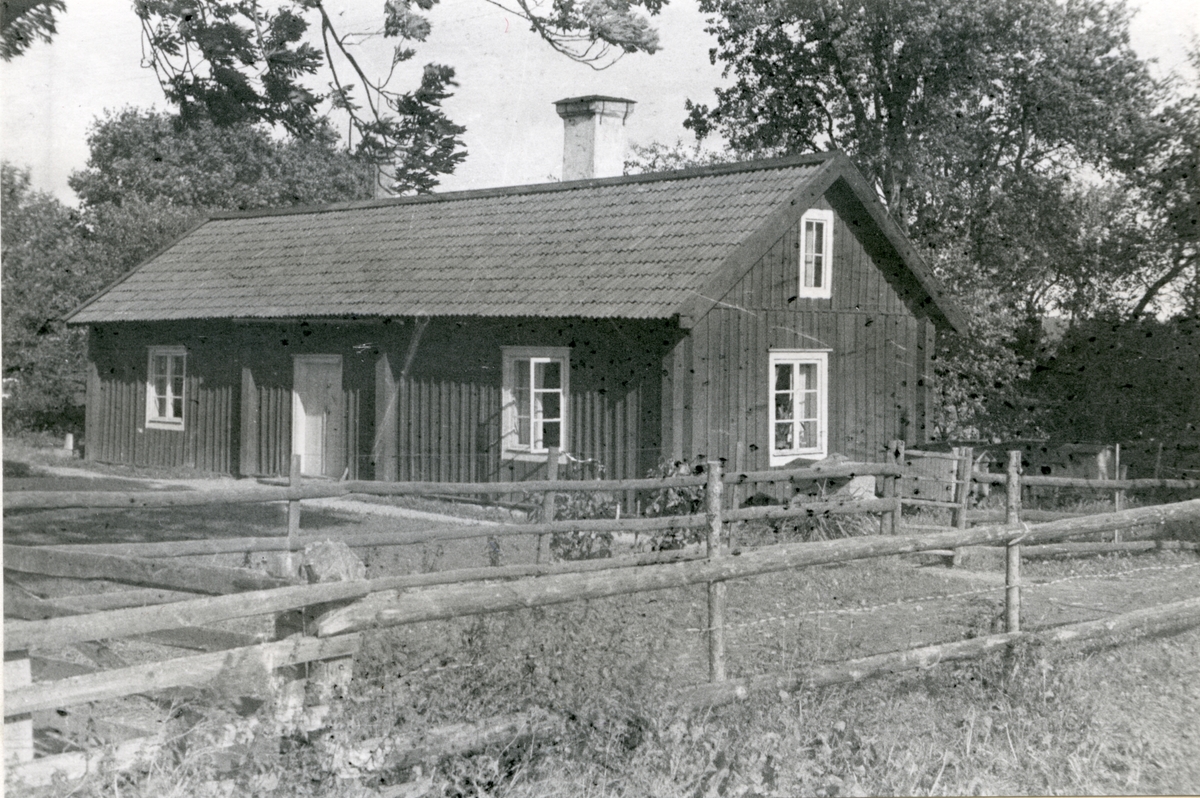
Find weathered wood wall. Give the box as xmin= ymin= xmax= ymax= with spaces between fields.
xmin=87 ymin=325 xmax=239 ymax=473
xmin=375 ymin=318 xmax=672 ymax=484
xmin=665 ymin=183 xmax=939 ymax=469
xmin=84 ymin=318 xmax=673 ymax=483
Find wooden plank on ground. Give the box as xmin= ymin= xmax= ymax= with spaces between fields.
xmin=4 ymin=545 xmax=293 ymax=595
xmin=335 ymin=710 xmax=564 ymax=774
xmin=4 ymin=634 xmax=361 ymax=717
xmin=6 ymin=735 xmax=163 ymax=787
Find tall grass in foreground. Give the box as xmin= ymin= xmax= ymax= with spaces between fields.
xmin=20 ymin=612 xmax=1199 ymax=798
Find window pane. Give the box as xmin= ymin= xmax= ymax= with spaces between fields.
xmin=798 ymin=420 xmax=818 ymax=447
xmin=515 ymin=359 xmax=530 ymax=388
xmin=172 ymin=395 xmax=184 ymax=420
xmin=775 ymin=391 xmax=794 ymax=421
xmin=535 ymin=360 xmax=561 ymax=390
xmin=775 ymin=423 xmax=794 ymax=451
xmin=796 ymin=363 xmax=816 ymax=391
xmin=542 ymin=421 xmax=560 ymax=449
xmin=516 ymin=380 xmax=531 ymax=446
xmin=774 ymin=363 xmax=791 ymax=391
xmin=538 ymin=391 xmax=561 ymax=421
xmin=807 ymin=220 xmax=825 ymax=288
xmin=797 ymin=389 xmax=819 ymax=421
xmin=157 ymin=395 xmax=168 ymax=417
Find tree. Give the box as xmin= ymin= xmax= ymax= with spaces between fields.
xmin=1 ymin=164 xmax=91 ymax=431
xmin=1128 ymin=47 xmax=1200 ymax=319
xmin=623 ymin=140 xmax=738 ymax=175
xmin=69 ymin=108 xmax=373 ymax=211
xmin=2 ymin=108 xmax=377 ymax=432
xmin=0 ymin=0 xmax=62 ymax=59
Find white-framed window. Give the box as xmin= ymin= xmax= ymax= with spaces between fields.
xmin=501 ymin=347 xmax=570 ymax=459
xmin=146 ymin=346 xmax=186 ymax=430
xmin=798 ymin=208 xmax=834 ymax=299
xmin=768 ymin=350 xmax=829 ymax=465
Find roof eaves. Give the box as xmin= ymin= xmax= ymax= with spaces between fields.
xmin=63 ymin=216 xmax=213 ymax=325
xmin=826 ymin=153 xmax=968 ymax=334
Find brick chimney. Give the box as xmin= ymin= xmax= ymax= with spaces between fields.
xmin=554 ymin=95 xmax=636 ymax=181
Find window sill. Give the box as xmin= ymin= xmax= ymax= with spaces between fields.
xmin=145 ymin=419 xmax=184 ymax=431
xmin=502 ymin=450 xmax=570 ymax=464
xmin=769 ymin=451 xmax=826 ymax=468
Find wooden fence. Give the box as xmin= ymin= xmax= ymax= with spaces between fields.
xmin=5 ymin=448 xmax=1200 ymax=785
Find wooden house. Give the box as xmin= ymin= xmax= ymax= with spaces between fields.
xmin=67 ymin=109 xmax=965 ymax=484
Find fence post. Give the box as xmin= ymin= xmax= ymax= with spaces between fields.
xmin=4 ymin=650 xmax=33 ymax=765
xmin=1005 ymin=450 xmax=1022 ymax=633
xmin=1113 ymin=443 xmax=1126 ymax=543
xmin=287 ymin=453 xmax=303 ymax=577
xmin=706 ymin=459 xmax=726 ymax=683
xmin=950 ymin=446 xmax=972 ymax=566
xmin=537 ymin=447 xmax=559 ymax=564
xmin=881 ymin=439 xmax=904 ymax=535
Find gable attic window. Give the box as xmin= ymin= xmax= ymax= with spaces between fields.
xmin=146 ymin=346 xmax=186 ymax=430
xmin=769 ymin=350 xmax=828 ymax=465
xmin=798 ymin=208 xmax=834 ymax=299
xmin=502 ymin=347 xmax=570 ymax=459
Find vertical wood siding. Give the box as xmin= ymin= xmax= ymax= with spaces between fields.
xmin=387 ymin=319 xmax=669 ymax=485
xmin=85 ymin=318 xmax=673 ymax=483
xmin=680 ymin=191 xmax=935 ymax=470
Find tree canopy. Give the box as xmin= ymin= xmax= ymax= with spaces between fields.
xmin=0 ymin=0 xmax=62 ymax=59
xmin=1 ymin=108 xmax=376 ymax=432
xmin=3 ymin=0 xmax=668 ymax=193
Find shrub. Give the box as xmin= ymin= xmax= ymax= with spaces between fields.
xmin=642 ymin=458 xmax=709 ymax=551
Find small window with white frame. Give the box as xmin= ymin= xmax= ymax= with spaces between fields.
xmin=502 ymin=347 xmax=570 ymax=458
xmin=769 ymin=350 xmax=828 ymax=465
xmin=798 ymin=208 xmax=834 ymax=299
xmin=146 ymin=346 xmax=186 ymax=430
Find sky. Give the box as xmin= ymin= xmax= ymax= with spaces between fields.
xmin=1 ymin=0 xmax=1196 ymax=206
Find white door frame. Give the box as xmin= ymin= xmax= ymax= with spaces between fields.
xmin=292 ymin=354 xmax=344 ymax=477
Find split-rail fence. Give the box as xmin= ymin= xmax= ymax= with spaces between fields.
xmin=5 ymin=447 xmax=1200 ymax=785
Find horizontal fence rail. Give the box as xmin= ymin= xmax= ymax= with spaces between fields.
xmin=683 ymin=595 xmax=1200 ymax=708
xmin=3 ymin=464 xmax=903 ymax=511
xmin=314 ymin=499 xmax=1200 ymax=637
xmin=970 ymin=472 xmax=1200 ymax=489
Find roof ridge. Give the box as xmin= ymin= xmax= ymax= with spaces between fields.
xmin=208 ymin=151 xmax=839 ymax=221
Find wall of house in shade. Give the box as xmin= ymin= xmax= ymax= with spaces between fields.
xmin=661 ymin=184 xmax=939 ymax=471
xmin=83 ymin=317 xmax=675 ymax=483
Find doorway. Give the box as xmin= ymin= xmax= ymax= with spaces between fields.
xmin=292 ymin=355 xmax=345 ymax=478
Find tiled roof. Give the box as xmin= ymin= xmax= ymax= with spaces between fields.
xmin=69 ymin=155 xmax=835 ymax=323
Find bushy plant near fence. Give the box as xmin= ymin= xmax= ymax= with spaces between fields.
xmin=642 ymin=458 xmax=708 ymax=551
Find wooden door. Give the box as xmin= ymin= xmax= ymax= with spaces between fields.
xmin=292 ymin=355 xmax=345 ymax=478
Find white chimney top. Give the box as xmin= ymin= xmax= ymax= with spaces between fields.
xmin=554 ymin=95 xmax=636 ymax=181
